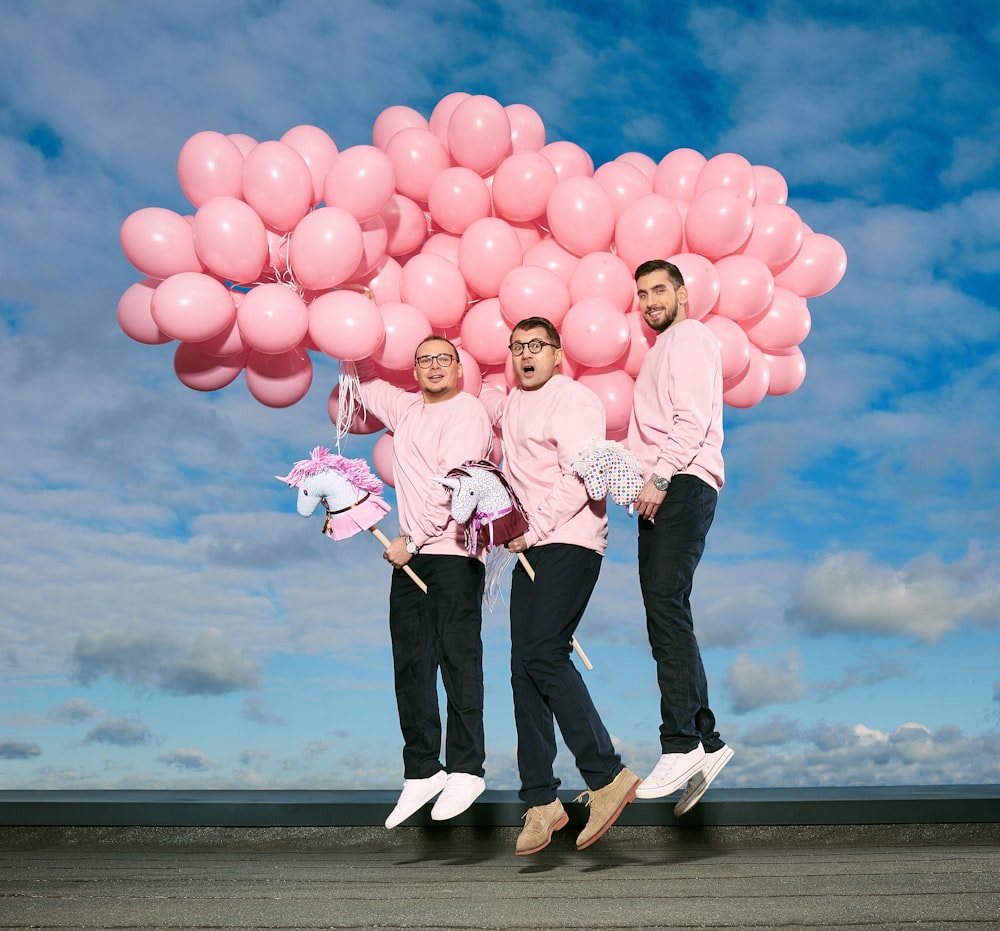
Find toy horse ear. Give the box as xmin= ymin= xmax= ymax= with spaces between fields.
xmin=433 ymin=477 xmax=461 ymax=492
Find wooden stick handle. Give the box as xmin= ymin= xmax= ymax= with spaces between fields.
xmin=517 ymin=552 xmax=592 ymax=669
xmin=370 ymin=528 xmax=428 ymax=594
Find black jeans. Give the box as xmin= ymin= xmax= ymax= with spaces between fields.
xmin=510 ymin=543 xmax=623 ymax=807
xmin=638 ymin=474 xmax=724 ymax=754
xmin=388 ymin=554 xmax=486 ymax=779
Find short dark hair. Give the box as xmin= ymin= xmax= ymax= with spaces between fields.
xmin=634 ymin=259 xmax=685 ymax=288
xmin=414 ymin=334 xmax=460 ymax=361
xmin=511 ymin=316 xmax=561 ymax=348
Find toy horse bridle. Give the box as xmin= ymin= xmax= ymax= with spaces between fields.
xmin=320 ymin=493 xmax=370 ymax=536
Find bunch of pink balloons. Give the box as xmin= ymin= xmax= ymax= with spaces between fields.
xmin=118 ymin=93 xmax=847 ymax=462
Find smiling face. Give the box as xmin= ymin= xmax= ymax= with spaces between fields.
xmin=636 ymin=268 xmax=688 ymax=333
xmin=510 ymin=325 xmax=563 ymax=391
xmin=413 ymin=337 xmax=462 ymax=403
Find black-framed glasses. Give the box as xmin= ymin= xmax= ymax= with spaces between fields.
xmin=415 ymin=352 xmax=456 ymax=369
xmin=509 ymin=339 xmax=558 ymax=356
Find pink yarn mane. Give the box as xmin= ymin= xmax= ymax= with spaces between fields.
xmin=277 ymin=446 xmax=384 ymax=495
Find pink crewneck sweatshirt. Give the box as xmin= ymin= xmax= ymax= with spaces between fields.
xmin=627 ymin=318 xmax=725 ymax=492
xmin=359 ymin=380 xmax=493 ymax=557
xmin=482 ymin=374 xmax=607 ymax=555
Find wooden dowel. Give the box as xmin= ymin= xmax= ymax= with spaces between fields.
xmin=370 ymin=527 xmax=427 ymax=594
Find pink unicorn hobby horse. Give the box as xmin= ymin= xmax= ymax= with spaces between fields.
xmin=276 ymin=446 xmax=427 ymax=593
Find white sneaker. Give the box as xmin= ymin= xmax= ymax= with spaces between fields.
xmin=674 ymin=745 xmax=734 ymax=816
xmin=431 ymin=772 xmax=486 ymax=821
xmin=384 ymin=771 xmax=448 ymax=829
xmin=635 ymin=745 xmax=706 ymax=799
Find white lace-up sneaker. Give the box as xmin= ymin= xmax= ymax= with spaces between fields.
xmin=635 ymin=745 xmax=706 ymax=799
xmin=430 ymin=773 xmax=486 ymax=821
xmin=674 ymin=745 xmax=734 ymax=816
xmin=384 ymin=771 xmax=448 ymax=829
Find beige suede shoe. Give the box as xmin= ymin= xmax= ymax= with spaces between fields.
xmin=574 ymin=767 xmax=640 ymax=850
xmin=515 ymin=798 xmax=569 ymax=856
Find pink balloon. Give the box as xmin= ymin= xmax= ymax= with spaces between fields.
xmin=668 ymin=253 xmax=721 ymax=321
xmin=741 ymin=287 xmax=811 ymax=351
xmin=372 ymin=302 xmax=431 ymax=371
xmin=227 ymin=133 xmax=258 ymax=157
xmin=117 ymin=278 xmax=172 ymax=345
xmin=522 ymin=237 xmax=579 ymax=284
xmin=456 ymin=345 xmax=483 ymax=397
xmin=540 ymin=141 xmax=594 ymax=180
xmin=120 ymin=207 xmax=202 ymax=280
xmin=561 ymin=298 xmax=630 ymax=368
xmin=309 ymin=289 xmax=385 ymax=360
xmin=245 ymin=346 xmax=313 ymax=408
xmin=764 ymin=346 xmax=806 ymax=396
xmin=192 ymin=196 xmax=268 ymax=284
xmin=621 ymin=311 xmax=654 ymax=376
xmin=741 ymin=203 xmax=804 ymax=272
xmin=429 ymin=92 xmax=471 ymax=146
xmin=753 ymin=165 xmax=789 ymax=205
xmin=323 ymin=145 xmax=395 ymax=222
xmin=714 ymin=254 xmax=775 ymax=321
xmin=177 ymin=131 xmax=244 ymax=208
xmin=447 ymin=94 xmax=512 ymax=175
xmin=328 ymin=383 xmax=386 ymax=435
xmin=722 ymin=344 xmax=769 ymax=408
xmin=614 ymin=194 xmax=684 ymax=273
xmin=509 ymin=219 xmax=544 ymax=253
xmin=594 ymin=160 xmax=653 ymax=220
xmin=459 ymin=297 xmax=509 ymax=366
xmin=428 ymin=166 xmax=491 ymax=233
xmin=458 ymin=217 xmax=523 ymax=298
xmin=568 ymin=252 xmax=635 ymax=312
xmin=380 ymin=193 xmax=429 ymax=256
xmin=288 ymin=207 xmax=365 ymax=291
xmin=385 ymin=127 xmax=452 ymax=203
xmin=505 ymin=103 xmax=546 ymax=152
xmin=703 ymin=313 xmax=752 ymax=382
xmin=372 ymin=105 xmax=429 ymax=150
xmin=372 ymin=432 xmax=395 ymax=487
xmin=421 ymin=230 xmax=463 ymax=266
xmin=685 ymin=187 xmax=754 ymax=260
xmin=498 ymin=264 xmax=571 ymax=328
xmin=241 ymin=140 xmax=313 ymax=232
xmin=266 ymin=229 xmax=290 ymax=275
xmin=694 ymin=152 xmax=756 ymax=201
xmin=364 ymin=256 xmax=403 ymax=304
xmin=653 ymin=148 xmax=707 ymax=201
xmin=195 ymin=315 xmax=247 ymax=356
xmin=173 ymin=342 xmax=247 ymax=392
xmin=491 ymin=151 xmax=558 ymax=222
xmin=151 ymin=272 xmax=236 ymax=342
xmin=773 ymin=233 xmax=848 ymax=298
xmin=400 ymin=253 xmax=468 ymax=327
xmin=577 ymin=366 xmax=635 ymax=435
xmin=236 ymin=283 xmax=308 ymax=354
xmin=280 ymin=124 xmax=339 ymax=205
xmin=351 ymin=215 xmax=389 ymax=280
xmin=546 ymin=176 xmax=615 ymax=257
xmin=616 ymin=152 xmax=657 ymax=181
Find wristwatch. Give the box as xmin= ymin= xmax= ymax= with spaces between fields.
xmin=651 ymin=474 xmax=670 ymax=492
xmin=404 ymin=536 xmax=420 ymax=555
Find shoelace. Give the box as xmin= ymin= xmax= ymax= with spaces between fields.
xmin=572 ymin=789 xmax=593 ymax=807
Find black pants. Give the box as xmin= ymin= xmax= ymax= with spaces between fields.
xmin=389 ymin=554 xmax=486 ymax=779
xmin=510 ymin=543 xmax=623 ymax=807
xmin=638 ymin=474 xmax=724 ymax=754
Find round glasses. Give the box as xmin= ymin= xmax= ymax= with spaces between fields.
xmin=509 ymin=339 xmax=558 ymax=356
xmin=414 ymin=352 xmax=456 ymax=369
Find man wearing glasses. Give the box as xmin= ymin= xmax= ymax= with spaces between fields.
xmin=628 ymin=259 xmax=733 ymax=815
xmin=356 ymin=336 xmax=493 ymax=829
xmin=481 ymin=317 xmax=639 ymax=855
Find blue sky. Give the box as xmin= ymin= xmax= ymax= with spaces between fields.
xmin=1 ymin=0 xmax=998 ymax=792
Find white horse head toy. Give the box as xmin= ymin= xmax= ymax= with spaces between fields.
xmin=434 ymin=460 xmax=529 ymax=555
xmin=275 ymin=446 xmax=391 ymax=541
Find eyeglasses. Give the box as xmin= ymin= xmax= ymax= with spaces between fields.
xmin=414 ymin=352 xmax=456 ymax=369
xmin=509 ymin=339 xmax=558 ymax=356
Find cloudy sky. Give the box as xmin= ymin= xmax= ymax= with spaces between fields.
xmin=1 ymin=0 xmax=998 ymax=793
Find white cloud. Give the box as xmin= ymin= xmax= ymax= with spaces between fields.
xmin=725 ymin=648 xmax=805 ymax=713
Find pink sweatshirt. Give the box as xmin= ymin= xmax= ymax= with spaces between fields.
xmin=359 ymin=380 xmax=493 ymax=557
xmin=627 ymin=318 xmax=725 ymax=492
xmin=482 ymin=374 xmax=607 ymax=555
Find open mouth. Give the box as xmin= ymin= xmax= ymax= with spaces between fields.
xmin=520 ymin=362 xmax=535 ymax=376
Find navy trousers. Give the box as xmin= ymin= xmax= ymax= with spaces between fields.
xmin=510 ymin=543 xmax=623 ymax=807
xmin=388 ymin=554 xmax=486 ymax=779
xmin=638 ymin=474 xmax=724 ymax=754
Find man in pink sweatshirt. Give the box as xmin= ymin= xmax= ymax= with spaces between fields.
xmin=628 ymin=259 xmax=734 ymax=816
xmin=357 ymin=336 xmax=494 ymax=829
xmin=481 ymin=317 xmax=639 ymax=855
